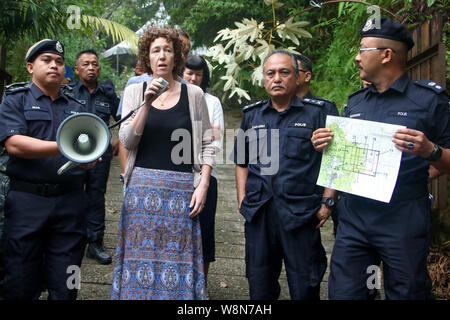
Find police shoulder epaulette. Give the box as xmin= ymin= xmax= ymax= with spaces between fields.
xmin=302 ymin=97 xmax=325 ymax=107
xmin=348 ymin=86 xmax=368 ymax=99
xmin=243 ymin=100 xmax=265 ymax=113
xmin=62 ymin=88 xmax=83 ymax=105
xmin=61 ymin=84 xmax=75 ymax=98
xmin=4 ymin=81 xmax=32 ymax=95
xmin=414 ymin=80 xmax=446 ymax=94
xmin=306 ymin=96 xmax=336 ymax=107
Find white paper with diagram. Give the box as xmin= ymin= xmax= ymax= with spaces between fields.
xmin=317 ymin=115 xmax=405 ymax=203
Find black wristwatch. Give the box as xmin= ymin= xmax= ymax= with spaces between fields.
xmin=425 ymin=144 xmax=442 ymax=162
xmin=321 ymin=197 xmax=336 ymax=210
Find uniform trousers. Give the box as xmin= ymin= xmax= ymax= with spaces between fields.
xmin=244 ymin=200 xmax=327 ymax=300
xmin=328 ymin=194 xmax=432 ymax=300
xmin=85 ymin=157 xmax=111 ymax=243
xmin=3 ymin=190 xmax=87 ymax=300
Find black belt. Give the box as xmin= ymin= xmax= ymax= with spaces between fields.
xmin=10 ymin=180 xmax=83 ymax=197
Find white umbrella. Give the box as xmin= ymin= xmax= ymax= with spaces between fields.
xmin=102 ymin=41 xmax=134 ymax=75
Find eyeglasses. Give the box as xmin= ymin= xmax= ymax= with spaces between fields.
xmin=358 ymin=47 xmax=396 ymax=54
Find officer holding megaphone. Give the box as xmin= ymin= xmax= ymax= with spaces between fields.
xmin=0 ymin=39 xmax=99 ymax=300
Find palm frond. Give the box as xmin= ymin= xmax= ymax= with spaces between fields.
xmin=82 ymin=15 xmax=139 ymax=53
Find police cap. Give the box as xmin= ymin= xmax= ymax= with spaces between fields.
xmin=25 ymin=39 xmax=65 ymax=62
xmin=360 ymin=18 xmax=414 ymax=50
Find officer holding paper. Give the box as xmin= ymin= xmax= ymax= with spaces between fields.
xmin=312 ymin=18 xmax=450 ymax=299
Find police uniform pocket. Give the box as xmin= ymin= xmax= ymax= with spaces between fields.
xmin=245 ymin=180 xmax=262 ymax=201
xmin=386 ymin=111 xmax=419 ymax=129
xmin=247 ymin=129 xmax=267 ymax=164
xmin=283 ymin=127 xmax=313 ymax=160
xmin=24 ymin=109 xmax=51 ymax=121
xmin=96 ymin=104 xmax=111 ymax=116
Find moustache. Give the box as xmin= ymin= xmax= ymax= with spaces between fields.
xmin=270 ymin=84 xmax=286 ymax=90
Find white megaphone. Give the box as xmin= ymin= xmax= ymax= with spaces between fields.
xmin=56 ymin=113 xmax=111 ymax=175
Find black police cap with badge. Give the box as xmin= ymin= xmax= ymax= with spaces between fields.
xmin=25 ymin=39 xmax=65 ymax=62
xmin=360 ymin=17 xmax=414 ymax=50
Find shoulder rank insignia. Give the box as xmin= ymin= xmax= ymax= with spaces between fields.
xmin=4 ymin=81 xmax=32 ymax=95
xmin=302 ymin=97 xmax=325 ymax=106
xmin=415 ymin=80 xmax=446 ymax=94
xmin=243 ymin=100 xmax=265 ymax=113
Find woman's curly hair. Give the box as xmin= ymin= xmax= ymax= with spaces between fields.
xmin=138 ymin=25 xmax=183 ymax=77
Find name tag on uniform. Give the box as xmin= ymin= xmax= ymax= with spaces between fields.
xmin=293 ymin=122 xmax=307 ymax=127
xmin=397 ymin=112 xmax=408 ymax=116
xmin=24 ymin=105 xmax=49 ymax=112
xmin=251 ymin=124 xmax=266 ymax=129
xmin=95 ymin=101 xmax=110 ymax=108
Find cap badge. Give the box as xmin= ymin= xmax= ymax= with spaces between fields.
xmin=56 ymin=41 xmax=63 ymax=53
xmin=362 ymin=19 xmax=375 ymax=32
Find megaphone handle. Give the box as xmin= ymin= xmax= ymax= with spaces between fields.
xmin=57 ymin=160 xmax=77 ymax=175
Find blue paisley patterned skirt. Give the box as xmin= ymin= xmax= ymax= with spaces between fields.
xmin=111 ymin=167 xmax=206 ymax=300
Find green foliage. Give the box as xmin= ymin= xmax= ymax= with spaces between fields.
xmin=1 ymin=0 xmax=140 ymax=95
xmin=166 ymin=0 xmax=300 ymax=47
xmin=311 ymin=2 xmax=370 ymax=111
xmin=206 ymin=0 xmax=314 ymax=103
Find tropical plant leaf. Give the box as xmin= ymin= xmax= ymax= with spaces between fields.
xmin=234 ymin=18 xmax=263 ymax=43
xmin=251 ymin=65 xmax=264 ymax=87
xmin=82 ymin=15 xmax=138 ymax=52
xmin=254 ymin=39 xmax=274 ymax=63
xmin=276 ymin=18 xmax=312 ymax=45
xmin=229 ymin=87 xmax=251 ymax=103
xmin=221 ymin=75 xmax=238 ymax=91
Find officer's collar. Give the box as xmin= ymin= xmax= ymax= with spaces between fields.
xmin=30 ymin=82 xmax=68 ymax=102
xmin=265 ymin=95 xmax=304 ymax=112
xmin=365 ymin=72 xmax=409 ymax=96
xmin=75 ymin=79 xmax=100 ymax=94
xmin=387 ymin=72 xmax=409 ymax=93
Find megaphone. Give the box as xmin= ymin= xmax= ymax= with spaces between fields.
xmin=56 ymin=113 xmax=111 ymax=175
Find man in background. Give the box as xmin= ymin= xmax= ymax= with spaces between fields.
xmin=65 ymin=49 xmax=120 ymax=265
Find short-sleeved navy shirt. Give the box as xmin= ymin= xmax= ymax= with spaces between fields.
xmin=343 ymin=73 xmax=450 ymax=186
xmin=65 ymin=80 xmax=120 ymax=124
xmin=0 ymin=83 xmax=87 ymax=184
xmin=232 ymin=95 xmax=327 ymax=230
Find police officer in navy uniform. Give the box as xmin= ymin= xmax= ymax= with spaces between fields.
xmin=293 ymin=53 xmax=340 ymax=236
xmin=233 ymin=49 xmax=336 ymax=300
xmin=0 ymin=39 xmax=98 ymax=300
xmin=313 ymin=18 xmax=450 ymax=300
xmin=63 ymin=49 xmax=120 ymax=265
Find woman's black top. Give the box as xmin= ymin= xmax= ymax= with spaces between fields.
xmin=134 ymin=84 xmax=193 ymax=173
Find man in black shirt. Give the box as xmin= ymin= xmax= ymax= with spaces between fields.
xmin=64 ymin=49 xmax=120 ymax=265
